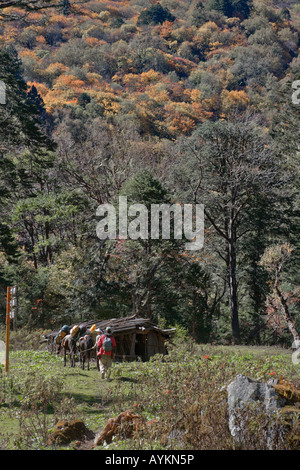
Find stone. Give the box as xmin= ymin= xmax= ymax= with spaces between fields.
xmin=227 ymin=374 xmax=283 ymax=412
xmin=226 ymin=374 xmax=285 ymax=449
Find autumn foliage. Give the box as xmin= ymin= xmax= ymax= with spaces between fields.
xmin=0 ymin=0 xmax=299 ymax=344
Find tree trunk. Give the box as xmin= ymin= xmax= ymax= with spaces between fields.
xmin=275 ymin=284 xmax=300 ymax=348
xmin=228 ymin=216 xmax=240 ymax=344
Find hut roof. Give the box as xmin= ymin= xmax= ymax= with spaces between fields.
xmin=44 ymin=315 xmax=175 ymax=339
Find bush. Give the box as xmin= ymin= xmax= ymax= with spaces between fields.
xmin=137 ymin=3 xmax=175 ymax=26
xmin=19 ymin=28 xmax=37 ymax=49
xmin=0 ymin=327 xmax=47 ymax=351
xmin=43 ymin=25 xmax=64 ymax=46
xmin=207 ymin=0 xmax=253 ymax=19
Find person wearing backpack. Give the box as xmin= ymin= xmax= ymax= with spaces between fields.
xmin=97 ymin=327 xmax=116 ymax=380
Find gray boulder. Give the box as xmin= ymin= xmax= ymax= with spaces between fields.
xmin=227 ymin=374 xmax=286 ymax=449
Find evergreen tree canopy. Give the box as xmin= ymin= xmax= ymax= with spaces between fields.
xmin=0 ymin=47 xmax=54 ymax=153
xmin=207 ymin=0 xmax=252 ymax=19
xmin=137 ymin=3 xmax=176 ymax=26
xmin=0 ymin=47 xmax=55 ymax=274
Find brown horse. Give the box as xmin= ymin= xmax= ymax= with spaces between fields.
xmin=79 ymin=335 xmax=94 ymax=370
xmin=62 ymin=334 xmax=77 ymax=367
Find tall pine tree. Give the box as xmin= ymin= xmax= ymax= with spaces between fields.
xmin=0 ymin=47 xmax=55 ymax=273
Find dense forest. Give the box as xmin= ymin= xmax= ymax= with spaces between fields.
xmin=0 ymin=0 xmax=299 ymax=346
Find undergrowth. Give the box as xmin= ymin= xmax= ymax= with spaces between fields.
xmin=0 ymin=332 xmax=299 ymax=450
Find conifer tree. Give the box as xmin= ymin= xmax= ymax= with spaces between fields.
xmin=175 ymin=115 xmax=284 ymax=344
xmin=0 ymin=47 xmax=53 ymax=152
xmin=0 ymin=47 xmax=55 ymax=266
xmin=207 ymin=0 xmax=252 ymax=19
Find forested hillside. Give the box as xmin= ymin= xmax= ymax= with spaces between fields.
xmin=0 ymin=0 xmax=299 ymax=345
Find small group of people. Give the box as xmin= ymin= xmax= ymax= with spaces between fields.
xmin=55 ymin=323 xmax=116 ymax=380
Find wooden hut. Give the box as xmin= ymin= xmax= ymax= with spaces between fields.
xmin=43 ymin=315 xmax=176 ymax=362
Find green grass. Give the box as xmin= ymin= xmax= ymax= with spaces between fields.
xmin=0 ymin=341 xmax=299 ymax=450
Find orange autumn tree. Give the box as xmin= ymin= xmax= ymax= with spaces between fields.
xmin=43 ymin=73 xmax=85 ymax=110
xmin=221 ymin=89 xmax=250 ymax=115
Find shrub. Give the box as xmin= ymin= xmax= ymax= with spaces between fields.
xmin=0 ymin=327 xmax=47 ymax=351
xmin=137 ymin=3 xmax=176 ymax=26
xmin=19 ymin=28 xmax=37 ymax=49
xmin=207 ymin=0 xmax=253 ymax=19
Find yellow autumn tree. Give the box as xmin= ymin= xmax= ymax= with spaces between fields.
xmin=221 ymin=89 xmax=250 ymax=114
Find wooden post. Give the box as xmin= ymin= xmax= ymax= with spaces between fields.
xmin=5 ymin=287 xmax=11 ymax=373
xmin=130 ymin=332 xmax=136 ymax=360
xmin=158 ymin=331 xmax=162 ymax=354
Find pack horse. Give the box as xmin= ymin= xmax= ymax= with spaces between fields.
xmin=62 ymin=334 xmax=77 ymax=367
xmin=79 ymin=335 xmax=95 ymax=370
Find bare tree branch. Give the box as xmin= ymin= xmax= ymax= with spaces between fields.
xmin=0 ymin=0 xmax=86 ymax=21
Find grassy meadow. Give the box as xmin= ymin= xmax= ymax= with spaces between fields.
xmin=0 ymin=330 xmax=300 ymax=450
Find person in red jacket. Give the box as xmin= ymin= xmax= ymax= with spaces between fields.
xmin=97 ymin=326 xmax=116 ymax=380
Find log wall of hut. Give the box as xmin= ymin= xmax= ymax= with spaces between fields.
xmin=114 ymin=332 xmax=136 ymax=361
xmin=114 ymin=331 xmax=167 ymax=361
